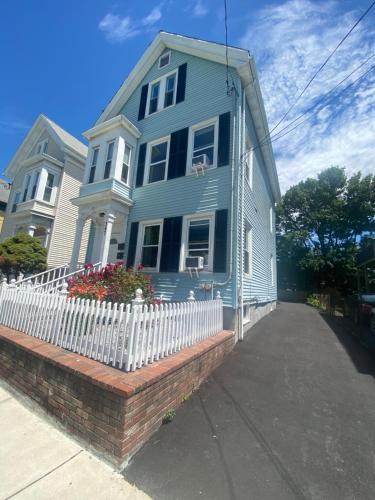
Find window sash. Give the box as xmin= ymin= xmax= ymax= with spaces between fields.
xmin=139 ymin=223 xmax=162 ymax=270
xmin=22 ymin=176 xmax=31 ymax=202
xmin=181 ymin=215 xmax=214 ymax=271
xmin=43 ymin=173 xmax=54 ymax=202
xmin=104 ymin=142 xmax=115 ymax=179
xmin=122 ymin=144 xmax=131 ymax=184
xmin=12 ymin=192 xmax=20 ymax=213
xmin=147 ymin=140 xmax=169 ymax=184
xmin=88 ymin=148 xmax=99 ymax=184
xmin=149 ymin=82 xmax=160 ymax=114
xmin=31 ymin=172 xmax=39 ymax=199
xmin=159 ymin=51 xmax=170 ymax=68
xmin=189 ymin=119 xmax=218 ymax=171
xmin=164 ymin=74 xmax=175 ymax=108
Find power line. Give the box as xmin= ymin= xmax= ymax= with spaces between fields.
xmin=264 ymin=0 xmax=375 ymax=141
xmin=260 ymin=53 xmax=375 ymax=147
xmin=258 ymin=64 xmax=375 ymax=151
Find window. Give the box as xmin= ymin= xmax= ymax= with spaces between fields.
xmin=43 ymin=173 xmax=54 ymax=202
xmin=244 ymin=225 xmax=253 ymax=276
xmin=164 ymin=74 xmax=176 ymax=108
xmin=159 ymin=51 xmax=170 ymax=69
xmin=147 ymin=139 xmax=169 ymax=184
xmin=104 ymin=141 xmax=115 ymax=179
xmin=181 ymin=213 xmax=214 ymax=271
xmin=190 ymin=119 xmax=218 ymax=170
xmin=271 ymin=254 xmax=275 ymax=286
xmin=31 ymin=172 xmax=40 ymax=199
xmin=138 ymin=222 xmax=162 ymax=271
xmin=36 ymin=140 xmax=48 ymax=155
xmin=88 ymin=147 xmax=99 ymax=184
xmin=12 ymin=192 xmax=20 ymax=213
xmin=149 ymin=82 xmax=160 ymax=115
xmin=122 ymin=144 xmax=131 ymax=184
xmin=22 ymin=175 xmax=31 ymax=202
xmin=243 ymin=304 xmax=251 ymax=324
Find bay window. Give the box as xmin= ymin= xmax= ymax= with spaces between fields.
xmin=22 ymin=175 xmax=31 ymax=202
xmin=88 ymin=147 xmax=99 ymax=184
xmin=104 ymin=141 xmax=115 ymax=179
xmin=122 ymin=144 xmax=131 ymax=184
xmin=43 ymin=173 xmax=54 ymax=202
xmin=31 ymin=171 xmax=40 ymax=199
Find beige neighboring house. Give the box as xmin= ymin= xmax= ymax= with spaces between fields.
xmin=1 ymin=114 xmax=90 ymax=268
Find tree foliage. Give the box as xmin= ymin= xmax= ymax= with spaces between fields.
xmin=277 ymin=167 xmax=375 ymax=294
xmin=0 ymin=233 xmax=47 ymax=278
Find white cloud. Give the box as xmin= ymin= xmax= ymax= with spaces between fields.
xmin=192 ymin=1 xmax=208 ymax=17
xmin=99 ymin=6 xmax=163 ymax=42
xmin=240 ymin=0 xmax=375 ymax=193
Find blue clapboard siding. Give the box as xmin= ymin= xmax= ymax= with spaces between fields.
xmin=118 ymin=49 xmax=238 ymax=307
xmin=241 ymin=103 xmax=277 ymax=303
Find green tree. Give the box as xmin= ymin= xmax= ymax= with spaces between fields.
xmin=0 ymin=233 xmax=47 ymax=278
xmin=277 ymin=167 xmax=375 ymax=294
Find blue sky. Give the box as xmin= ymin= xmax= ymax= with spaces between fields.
xmin=1 ymin=0 xmax=374 ymax=192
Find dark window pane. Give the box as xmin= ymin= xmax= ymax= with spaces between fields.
xmin=194 ymin=125 xmax=214 ymax=150
xmin=164 ymin=91 xmax=174 ymax=108
xmin=142 ymin=246 xmax=158 ymax=268
xmin=149 ymin=162 xmax=165 ymax=183
xmin=104 ymin=161 xmax=111 ymax=179
xmin=149 ymin=98 xmax=158 ymax=114
xmin=188 ymin=220 xmax=209 ymax=245
xmin=121 ymin=164 xmax=129 ymax=183
xmin=151 ymin=142 xmax=167 ymax=163
xmin=88 ymin=167 xmax=96 ymax=184
xmin=143 ymin=225 xmax=160 ymax=245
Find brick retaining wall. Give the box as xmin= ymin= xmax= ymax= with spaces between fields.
xmin=0 ymin=326 xmax=235 ymax=467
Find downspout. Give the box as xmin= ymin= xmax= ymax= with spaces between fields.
xmin=238 ymin=86 xmax=246 ymax=340
xmin=213 ymin=87 xmax=239 ymax=290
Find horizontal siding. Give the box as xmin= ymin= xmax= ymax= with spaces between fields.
xmin=118 ymin=49 xmax=238 ymax=306
xmin=241 ymin=103 xmax=277 ymax=303
xmin=48 ymin=160 xmax=89 ymax=267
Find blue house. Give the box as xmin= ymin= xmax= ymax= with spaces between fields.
xmin=70 ymin=32 xmax=281 ymax=337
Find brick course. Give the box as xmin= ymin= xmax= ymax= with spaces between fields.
xmin=0 ymin=326 xmax=234 ymax=467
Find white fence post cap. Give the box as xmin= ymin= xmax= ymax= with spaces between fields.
xmin=187 ymin=290 xmax=195 ymax=302
xmin=9 ymin=279 xmax=16 ymax=288
xmin=216 ymin=291 xmax=222 ymax=300
xmin=60 ymin=281 xmax=69 ymax=296
xmin=132 ymin=288 xmax=144 ymax=305
xmin=1 ymin=277 xmax=8 ymax=288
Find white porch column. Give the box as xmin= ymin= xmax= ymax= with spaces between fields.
xmin=99 ymin=213 xmax=116 ymax=267
xmin=70 ymin=215 xmax=86 ymax=271
xmin=28 ymin=225 xmax=36 ymax=237
xmin=44 ymin=228 xmax=51 ymax=248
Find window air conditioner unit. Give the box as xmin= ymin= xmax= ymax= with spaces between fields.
xmin=185 ymin=256 xmax=204 ymax=270
xmin=191 ymin=154 xmax=210 ymax=175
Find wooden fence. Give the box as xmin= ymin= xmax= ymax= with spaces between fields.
xmin=0 ymin=284 xmax=223 ymax=372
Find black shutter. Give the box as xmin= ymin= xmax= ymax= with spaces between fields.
xmin=167 ymin=128 xmax=188 ymax=180
xmin=213 ymin=209 xmax=228 ymax=273
xmin=218 ymin=112 xmax=230 ymax=167
xmin=127 ymin=222 xmax=139 ymax=268
xmin=160 ymin=216 xmax=183 ymax=272
xmin=138 ymin=84 xmax=148 ymax=121
xmin=135 ymin=143 xmax=147 ymax=187
xmin=176 ymin=63 xmax=187 ymax=104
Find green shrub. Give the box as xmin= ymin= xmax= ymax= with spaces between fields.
xmin=0 ymin=233 xmax=47 ymax=278
xmin=306 ymin=294 xmax=321 ymax=308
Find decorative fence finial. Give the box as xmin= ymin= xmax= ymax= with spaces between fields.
xmin=17 ymin=272 xmax=24 ymax=282
xmin=9 ymin=279 xmax=16 ymax=289
xmin=216 ymin=290 xmax=222 ymax=300
xmin=132 ymin=288 xmax=144 ymax=306
xmin=187 ymin=290 xmax=195 ymax=302
xmin=60 ymin=281 xmax=69 ymax=296
xmin=26 ymin=280 xmax=32 ymax=289
xmin=1 ymin=277 xmax=7 ymax=289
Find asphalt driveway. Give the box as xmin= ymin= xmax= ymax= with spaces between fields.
xmin=124 ymin=301 xmax=375 ymax=500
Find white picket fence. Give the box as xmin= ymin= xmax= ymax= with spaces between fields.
xmin=0 ymin=284 xmax=223 ymax=372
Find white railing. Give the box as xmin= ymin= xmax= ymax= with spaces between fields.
xmin=0 ymin=285 xmax=223 ymax=372
xmin=13 ymin=262 xmax=102 ymax=293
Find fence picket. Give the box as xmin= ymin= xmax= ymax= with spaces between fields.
xmin=0 ymin=286 xmax=223 ymax=373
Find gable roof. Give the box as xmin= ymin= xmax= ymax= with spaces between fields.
xmin=5 ymin=114 xmax=88 ymax=178
xmin=96 ymin=31 xmax=281 ymax=202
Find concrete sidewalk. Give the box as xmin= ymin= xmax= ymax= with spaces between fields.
xmin=0 ymin=381 xmax=149 ymax=500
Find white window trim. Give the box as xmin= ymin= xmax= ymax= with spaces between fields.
xmin=87 ymin=146 xmax=100 ymax=183
xmin=144 ymin=136 xmax=170 ymax=185
xmin=145 ymin=69 xmax=178 ymax=117
xmin=270 ymin=206 xmax=274 ymax=233
xmin=179 ymin=212 xmax=215 ymax=273
xmin=135 ymin=219 xmax=164 ymax=272
xmin=244 ymin=224 xmax=253 ymax=277
xmin=158 ymin=50 xmax=171 ymax=69
xmin=187 ymin=117 xmax=219 ymax=175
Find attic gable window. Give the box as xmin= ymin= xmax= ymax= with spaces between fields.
xmin=146 ymin=70 xmax=177 ymax=116
xmin=36 ymin=139 xmax=48 ymax=155
xmin=158 ymin=51 xmax=171 ymax=69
